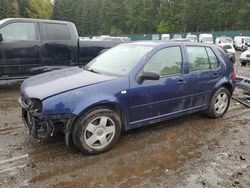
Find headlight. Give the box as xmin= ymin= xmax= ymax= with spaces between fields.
xmin=29 ymin=99 xmax=42 ymax=112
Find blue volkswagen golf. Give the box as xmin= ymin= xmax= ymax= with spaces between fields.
xmin=19 ymin=41 xmax=236 ymax=154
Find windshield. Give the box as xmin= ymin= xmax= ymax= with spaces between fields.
xmin=221 ymin=37 xmax=233 ymax=43
xmin=85 ymin=44 xmax=152 ymax=77
xmin=223 ymin=45 xmax=232 ymax=50
xmin=202 ymin=37 xmax=213 ymax=42
xmin=245 ymin=38 xmax=250 ymax=43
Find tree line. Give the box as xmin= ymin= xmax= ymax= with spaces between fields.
xmin=0 ymin=0 xmax=250 ymax=36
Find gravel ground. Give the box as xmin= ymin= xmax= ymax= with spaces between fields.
xmin=0 ymin=52 xmax=249 ymax=188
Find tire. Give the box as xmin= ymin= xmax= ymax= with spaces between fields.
xmin=241 ymin=62 xmax=247 ymax=66
xmin=72 ymin=108 xmax=122 ymax=154
xmin=205 ymin=87 xmax=231 ymax=118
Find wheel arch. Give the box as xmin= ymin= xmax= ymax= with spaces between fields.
xmin=75 ymin=102 xmax=127 ymax=131
xmin=213 ymin=77 xmax=234 ymax=96
xmin=220 ymin=82 xmax=234 ymax=95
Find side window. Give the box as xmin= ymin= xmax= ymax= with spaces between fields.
xmin=43 ymin=23 xmax=70 ymax=40
xmin=206 ymin=47 xmax=219 ymax=69
xmin=143 ymin=47 xmax=183 ymax=77
xmin=0 ymin=22 xmax=36 ymax=42
xmin=186 ymin=46 xmax=210 ymax=72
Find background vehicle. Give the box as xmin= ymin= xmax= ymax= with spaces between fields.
xmin=173 ymin=34 xmax=182 ymax=39
xmin=240 ymin=50 xmax=250 ymax=66
xmin=222 ymin=44 xmax=235 ymax=54
xmin=161 ymin=34 xmax=170 ymax=41
xmin=222 ymin=44 xmax=236 ymax=63
xmin=102 ymin=36 xmax=131 ymax=42
xmin=215 ymin=36 xmax=234 ymax=46
xmin=0 ymin=18 xmax=123 ymax=86
xmin=19 ymin=41 xmax=236 ymax=154
xmin=234 ymin=36 xmax=250 ymax=51
xmin=171 ymin=38 xmax=191 ymax=42
xmin=79 ymin=37 xmax=91 ymax=41
xmin=186 ymin=33 xmax=197 ymax=42
xmin=199 ymin=33 xmax=214 ymax=44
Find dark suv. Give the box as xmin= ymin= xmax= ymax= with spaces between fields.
xmin=19 ymin=41 xmax=236 ymax=154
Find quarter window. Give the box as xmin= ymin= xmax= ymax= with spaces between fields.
xmin=143 ymin=47 xmax=183 ymax=76
xmin=0 ymin=22 xmax=36 ymax=42
xmin=43 ymin=23 xmax=70 ymax=40
xmin=186 ymin=46 xmax=210 ymax=72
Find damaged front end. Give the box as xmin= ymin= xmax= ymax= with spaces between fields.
xmin=18 ymin=96 xmax=76 ymax=146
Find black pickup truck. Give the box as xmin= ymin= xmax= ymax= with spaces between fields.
xmin=0 ymin=18 xmax=122 ymax=87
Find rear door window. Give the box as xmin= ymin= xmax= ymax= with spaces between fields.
xmin=42 ymin=23 xmax=70 ymax=41
xmin=186 ymin=46 xmax=210 ymax=72
xmin=186 ymin=46 xmax=220 ymax=72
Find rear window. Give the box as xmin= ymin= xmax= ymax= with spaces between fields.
xmin=43 ymin=23 xmax=70 ymax=40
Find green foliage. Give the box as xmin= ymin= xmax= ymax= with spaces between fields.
xmin=110 ymin=26 xmax=123 ymax=36
xmin=0 ymin=0 xmax=19 ymax=20
xmin=157 ymin=20 xmax=171 ymax=33
xmin=18 ymin=0 xmax=29 ymax=17
xmin=1 ymin=0 xmax=250 ymax=35
xmin=27 ymin=0 xmax=52 ymax=19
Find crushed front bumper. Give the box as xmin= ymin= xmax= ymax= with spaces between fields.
xmin=19 ymin=98 xmax=76 ymax=146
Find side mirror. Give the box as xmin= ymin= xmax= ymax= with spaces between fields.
xmin=137 ymin=71 xmax=160 ymax=83
xmin=0 ymin=33 xmax=3 ymax=42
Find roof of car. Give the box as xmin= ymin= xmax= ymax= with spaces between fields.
xmin=0 ymin=18 xmax=73 ymax=25
xmin=129 ymin=40 xmax=212 ymax=48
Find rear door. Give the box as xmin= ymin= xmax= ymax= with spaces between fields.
xmin=0 ymin=21 xmax=42 ymax=78
xmin=39 ymin=22 xmax=77 ymax=71
xmin=184 ymin=46 xmax=222 ymax=109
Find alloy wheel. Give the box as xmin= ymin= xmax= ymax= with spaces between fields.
xmin=83 ymin=116 xmax=116 ymax=150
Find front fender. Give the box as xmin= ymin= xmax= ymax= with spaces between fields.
xmin=41 ymin=77 xmax=130 ymax=124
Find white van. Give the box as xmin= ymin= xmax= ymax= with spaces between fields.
xmin=215 ymin=36 xmax=234 ymax=46
xmin=199 ymin=33 xmax=214 ymax=44
xmin=234 ymin=36 xmax=250 ymax=51
xmin=186 ymin=33 xmax=197 ymax=42
xmin=161 ymin=34 xmax=170 ymax=41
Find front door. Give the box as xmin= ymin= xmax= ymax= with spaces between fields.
xmin=0 ymin=21 xmax=42 ymax=78
xmin=129 ymin=46 xmax=188 ymax=125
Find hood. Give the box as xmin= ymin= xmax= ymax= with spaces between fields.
xmin=21 ymin=67 xmax=115 ymax=100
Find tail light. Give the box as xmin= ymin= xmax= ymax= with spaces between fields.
xmin=232 ymin=66 xmax=236 ymax=81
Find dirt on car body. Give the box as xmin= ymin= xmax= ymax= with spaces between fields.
xmin=0 ymin=52 xmax=249 ymax=188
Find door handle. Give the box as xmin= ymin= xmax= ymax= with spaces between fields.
xmin=177 ymin=79 xmax=186 ymax=85
xmin=212 ymin=73 xmax=219 ymax=78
